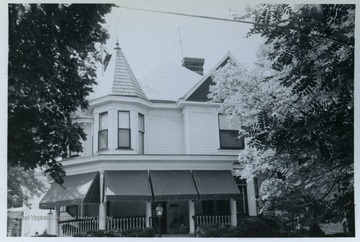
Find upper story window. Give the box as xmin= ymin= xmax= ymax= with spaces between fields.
xmin=118 ymin=111 xmax=131 ymax=149
xmin=98 ymin=112 xmax=108 ymax=150
xmin=218 ymin=114 xmax=244 ymax=149
xmin=138 ymin=113 xmax=145 ymax=154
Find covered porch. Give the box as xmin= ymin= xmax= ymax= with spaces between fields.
xmin=40 ymin=169 xmax=255 ymax=237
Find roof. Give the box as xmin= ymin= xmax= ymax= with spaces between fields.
xmin=91 ymin=43 xmax=147 ymax=100
xmin=139 ymin=62 xmax=201 ymax=101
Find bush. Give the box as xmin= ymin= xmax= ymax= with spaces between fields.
xmin=73 ymin=228 xmax=156 ymax=237
xmin=196 ymin=224 xmax=234 ymax=237
xmin=232 ymin=216 xmax=282 ymax=237
xmin=120 ymin=228 xmax=156 ymax=237
xmin=38 ymin=233 xmax=57 ymax=237
xmin=73 ymin=230 xmax=121 ymax=237
xmin=307 ymin=223 xmax=325 ymax=237
xmin=196 ymin=217 xmax=284 ymax=237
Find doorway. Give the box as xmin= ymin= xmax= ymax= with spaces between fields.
xmin=152 ymin=201 xmax=189 ymax=234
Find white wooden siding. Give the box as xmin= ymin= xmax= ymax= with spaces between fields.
xmin=189 ymin=111 xmax=219 ymax=154
xmin=146 ymin=112 xmax=184 ymax=154
xmin=81 ymin=123 xmax=93 ymax=157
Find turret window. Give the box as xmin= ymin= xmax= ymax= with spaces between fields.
xmin=138 ymin=113 xmax=145 ymax=154
xmin=118 ymin=111 xmax=131 ymax=149
xmin=98 ymin=112 xmax=108 ymax=150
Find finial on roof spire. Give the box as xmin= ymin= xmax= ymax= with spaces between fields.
xmin=115 ymin=37 xmax=120 ymax=50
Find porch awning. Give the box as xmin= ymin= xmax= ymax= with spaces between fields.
xmin=39 ymin=172 xmax=100 ymax=209
xmin=104 ymin=171 xmax=152 ymax=202
xmin=150 ymin=170 xmax=198 ymax=201
xmin=192 ymin=170 xmax=241 ymax=200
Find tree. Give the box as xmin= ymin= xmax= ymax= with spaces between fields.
xmin=8 ymin=4 xmax=114 ymax=183
xmin=209 ymin=4 xmax=354 ymax=233
xmin=8 ymin=166 xmax=46 ymax=208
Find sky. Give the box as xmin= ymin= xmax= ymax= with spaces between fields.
xmin=101 ymin=0 xmax=264 ymax=78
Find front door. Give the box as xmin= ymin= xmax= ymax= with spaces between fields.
xmin=167 ymin=201 xmax=190 ymax=234
xmin=152 ymin=201 xmax=190 ymax=234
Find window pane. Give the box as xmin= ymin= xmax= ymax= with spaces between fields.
xmin=138 ymin=114 xmax=144 ymax=132
xmin=139 ymin=132 xmax=144 ymax=154
xmin=118 ymin=129 xmax=130 ymax=148
xmin=99 ymin=130 xmax=108 ymax=150
xmin=99 ymin=113 xmax=108 ymax=130
xmin=220 ymin=130 xmax=244 ymax=149
xmin=219 ymin=114 xmax=240 ymax=130
xmin=118 ymin=111 xmax=130 ymax=129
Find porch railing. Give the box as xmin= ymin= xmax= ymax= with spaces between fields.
xmin=194 ymin=215 xmax=231 ymax=226
xmin=59 ymin=219 xmax=99 ymax=237
xmin=106 ymin=216 xmax=146 ymax=231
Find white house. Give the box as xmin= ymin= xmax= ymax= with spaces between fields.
xmin=39 ymin=42 xmax=260 ymax=236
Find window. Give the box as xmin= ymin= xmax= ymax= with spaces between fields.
xmin=98 ymin=112 xmax=108 ymax=150
xmin=234 ymin=177 xmax=248 ymax=216
xmin=118 ymin=111 xmax=131 ymax=149
xmin=138 ymin=113 xmax=145 ymax=154
xmin=218 ymin=114 xmax=244 ymax=149
xmin=200 ymin=200 xmax=230 ymax=215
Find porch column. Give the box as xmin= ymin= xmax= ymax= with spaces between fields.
xmin=47 ymin=210 xmax=52 ymax=235
xmin=99 ymin=170 xmax=107 ymax=230
xmin=54 ymin=206 xmax=59 ymax=236
xmin=189 ymin=200 xmax=195 ymax=233
xmin=247 ymin=178 xmax=257 ymax=216
xmin=230 ymin=199 xmax=237 ymax=226
xmin=145 ymin=202 xmax=152 ymax=227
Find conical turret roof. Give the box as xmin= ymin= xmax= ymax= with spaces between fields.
xmin=91 ymin=43 xmax=147 ymax=100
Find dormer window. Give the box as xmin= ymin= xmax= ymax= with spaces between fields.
xmin=118 ymin=111 xmax=131 ymax=149
xmin=218 ymin=114 xmax=244 ymax=149
xmin=98 ymin=112 xmax=108 ymax=150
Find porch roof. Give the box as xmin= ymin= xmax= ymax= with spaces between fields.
xmin=104 ymin=171 xmax=152 ymax=202
xmin=39 ymin=172 xmax=100 ymax=209
xmin=150 ymin=170 xmax=198 ymax=201
xmin=192 ymin=170 xmax=241 ymax=200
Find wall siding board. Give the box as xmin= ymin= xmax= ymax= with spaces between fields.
xmin=146 ymin=112 xmax=184 ymax=154
xmin=189 ymin=111 xmax=219 ymax=154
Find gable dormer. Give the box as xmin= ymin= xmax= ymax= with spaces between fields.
xmin=183 ymin=52 xmax=241 ymax=102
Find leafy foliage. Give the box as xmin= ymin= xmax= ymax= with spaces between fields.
xmin=7 ymin=166 xmax=46 ymax=208
xmin=8 ymin=4 xmax=113 ymax=183
xmin=210 ymin=4 xmax=354 ymax=233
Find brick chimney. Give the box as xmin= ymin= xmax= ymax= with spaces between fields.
xmin=181 ymin=57 xmax=205 ymax=76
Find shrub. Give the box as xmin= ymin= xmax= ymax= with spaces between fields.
xmin=307 ymin=223 xmax=325 ymax=237
xmin=38 ymin=233 xmax=57 ymax=237
xmin=196 ymin=224 xmax=234 ymax=237
xmin=120 ymin=228 xmax=156 ymax=237
xmin=73 ymin=228 xmax=156 ymax=237
xmin=73 ymin=230 xmax=121 ymax=237
xmin=232 ymin=216 xmax=282 ymax=237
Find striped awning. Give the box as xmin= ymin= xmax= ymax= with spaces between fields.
xmin=104 ymin=171 xmax=152 ymax=202
xmin=150 ymin=170 xmax=198 ymax=201
xmin=39 ymin=172 xmax=100 ymax=209
xmin=192 ymin=170 xmax=241 ymax=200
